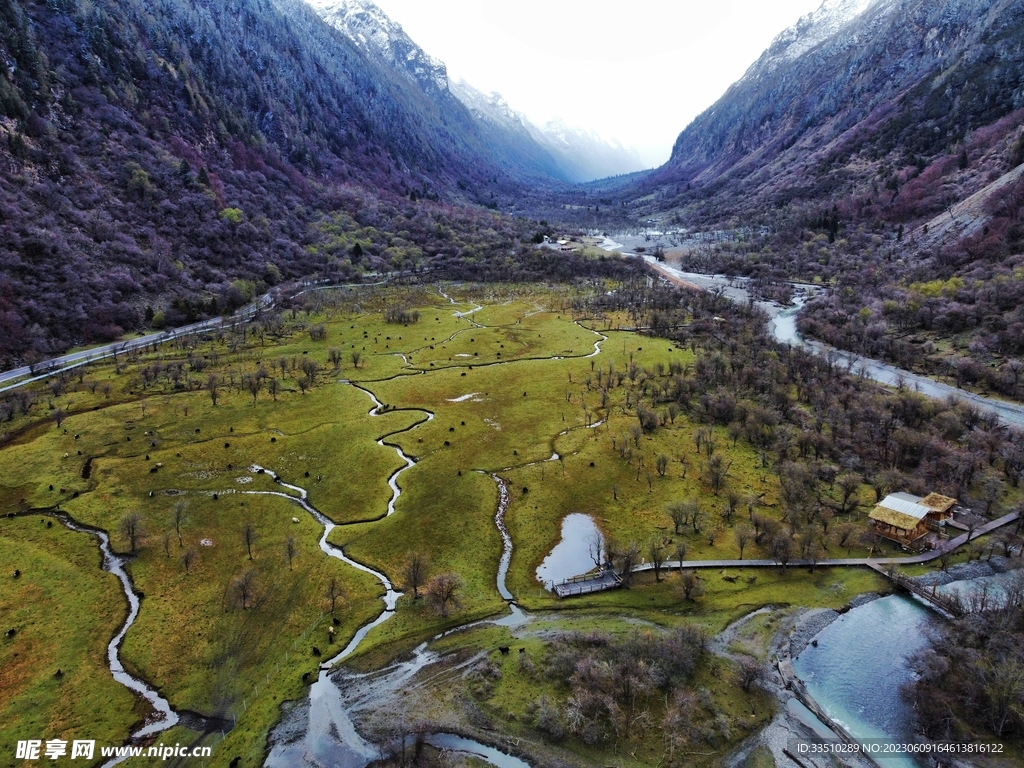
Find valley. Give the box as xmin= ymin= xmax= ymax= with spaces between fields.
xmin=3 ymin=0 xmax=1024 ymax=765
xmin=3 ymin=279 xmax=1023 ymax=767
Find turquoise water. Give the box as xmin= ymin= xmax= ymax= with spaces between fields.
xmin=793 ymin=596 xmax=932 ymax=768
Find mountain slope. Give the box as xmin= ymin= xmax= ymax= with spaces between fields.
xmin=312 ymin=0 xmax=570 ymax=183
xmin=527 ymin=117 xmax=646 ymax=183
xmin=624 ymin=0 xmax=1024 ymax=404
xmin=0 ymin=0 xmax=575 ymax=363
xmin=639 ymin=0 xmax=1024 ymax=229
xmin=450 ymin=78 xmax=646 ymax=183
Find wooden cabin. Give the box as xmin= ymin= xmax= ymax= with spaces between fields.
xmin=919 ymin=493 xmax=956 ymax=525
xmin=869 ymin=491 xmax=958 ymax=545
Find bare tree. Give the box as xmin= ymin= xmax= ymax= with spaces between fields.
xmin=689 ymin=501 xmax=704 ymax=534
xmin=705 ymin=521 xmax=723 ymax=547
xmin=328 ymin=348 xmax=342 ymax=370
xmin=723 ymin=490 xmax=740 ymax=524
xmin=678 ymin=570 xmax=704 ymax=601
xmin=119 ymin=512 xmax=144 ymax=553
xmin=666 ymin=501 xmax=688 ymax=535
xmin=673 ymin=541 xmax=688 ymax=569
xmin=737 ymin=657 xmax=765 ymax=692
xmin=705 ymin=454 xmax=731 ymax=495
xmin=241 ymin=521 xmax=258 ymax=560
xmin=325 ymin=576 xmax=345 ymax=616
xmin=351 ymin=350 xmax=363 ymax=369
xmin=285 ymin=535 xmax=297 ymax=570
xmin=267 ymin=377 xmax=280 ymax=401
xmin=52 ymin=407 xmax=67 ymax=428
xmin=181 ymin=548 xmax=196 ymax=575
xmin=587 ymin=534 xmax=606 ymax=569
xmin=836 ymin=522 xmax=857 ymax=554
xmin=611 ymin=540 xmax=641 ymax=586
xmin=735 ymin=525 xmax=755 ymax=560
xmin=172 ymin=502 xmax=186 ymax=547
xmin=205 ymin=374 xmax=220 ymax=406
xmin=245 ymin=374 xmax=261 ymax=404
xmin=835 ymin=473 xmax=862 ymax=516
xmin=299 ymin=359 xmax=319 ymax=385
xmin=770 ymin=532 xmax=793 ymax=569
xmin=426 ymin=573 xmax=462 ymax=617
xmin=656 ymin=454 xmax=669 ymax=477
xmin=647 ymin=538 xmax=667 ymax=582
xmin=403 ymin=552 xmax=428 ymax=598
xmin=231 ymin=568 xmax=259 ymax=610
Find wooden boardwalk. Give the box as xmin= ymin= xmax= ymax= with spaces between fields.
xmin=629 ymin=510 xmax=1020 ymax=573
xmin=552 ymin=569 xmax=622 ymax=598
xmin=551 ymin=511 xmax=1019 ymax=601
xmin=865 ymin=563 xmax=961 ymax=617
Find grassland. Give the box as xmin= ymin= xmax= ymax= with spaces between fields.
xmin=1 ymin=516 xmax=142 ymax=767
xmin=0 ymin=281 xmax=986 ymax=767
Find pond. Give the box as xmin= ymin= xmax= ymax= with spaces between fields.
xmin=535 ymin=513 xmax=603 ymax=589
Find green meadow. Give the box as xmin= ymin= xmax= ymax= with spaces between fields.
xmin=0 ymin=283 xmax=902 ymax=767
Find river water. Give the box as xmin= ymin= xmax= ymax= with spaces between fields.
xmin=600 ymin=234 xmax=1023 ymax=758
xmin=599 ymin=236 xmax=1024 ymax=428
xmin=792 ymin=596 xmax=931 ymax=768
xmin=54 ymin=517 xmax=180 ymax=768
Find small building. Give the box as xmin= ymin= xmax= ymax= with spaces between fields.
xmin=868 ymin=491 xmax=958 ymax=545
xmin=919 ymin=492 xmax=956 ymax=524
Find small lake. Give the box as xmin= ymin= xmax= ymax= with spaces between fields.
xmin=535 ymin=513 xmax=603 ymax=589
xmin=793 ymin=595 xmax=931 ymax=768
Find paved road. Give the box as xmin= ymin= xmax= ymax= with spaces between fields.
xmin=0 ymin=288 xmax=281 ymax=394
xmin=0 ymin=276 xmax=401 ymax=395
xmin=631 ymin=510 xmax=1020 ymax=573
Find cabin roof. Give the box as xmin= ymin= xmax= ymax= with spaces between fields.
xmin=920 ymin=492 xmax=957 ymax=513
xmin=869 ymin=506 xmax=924 ymax=531
xmin=869 ymin=493 xmax=932 ymax=531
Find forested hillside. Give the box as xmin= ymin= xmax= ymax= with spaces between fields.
xmin=0 ymin=0 xmax=570 ymax=367
xmin=620 ymin=0 xmax=1024 ymax=399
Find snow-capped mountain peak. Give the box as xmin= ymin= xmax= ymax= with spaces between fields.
xmin=311 ymin=0 xmax=450 ymax=95
xmin=751 ymin=0 xmax=879 ymax=75
xmin=449 ymin=79 xmax=528 ymax=130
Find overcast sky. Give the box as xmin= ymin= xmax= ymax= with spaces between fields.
xmin=370 ymin=0 xmax=825 ymax=168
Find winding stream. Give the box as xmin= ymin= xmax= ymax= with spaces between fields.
xmin=52 ymin=294 xmax=609 ymax=767
xmin=260 ymin=385 xmax=529 ymax=763
xmin=263 ymin=302 xmax=612 ymax=764
xmin=490 ymin=474 xmax=515 ymax=602
xmin=52 ymin=516 xmax=180 ymax=767
xmin=259 ymin=460 xmax=527 ymax=766
xmin=253 ymin=465 xmax=401 ymax=767
xmin=350 ymin=382 xmax=434 ymax=517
